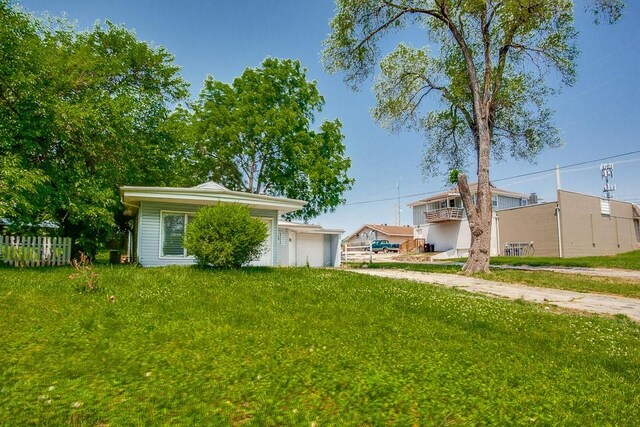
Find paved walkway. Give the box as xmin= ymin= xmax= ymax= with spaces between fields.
xmin=345 ymin=268 xmax=640 ymax=322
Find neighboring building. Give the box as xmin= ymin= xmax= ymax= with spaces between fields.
xmin=120 ymin=182 xmax=342 ymax=267
xmin=343 ymin=224 xmax=414 ymax=247
xmin=408 ymin=184 xmax=529 ymax=259
xmin=499 ymin=189 xmax=640 ymax=257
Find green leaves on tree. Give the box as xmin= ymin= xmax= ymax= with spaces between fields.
xmin=188 ymin=58 xmax=354 ymax=220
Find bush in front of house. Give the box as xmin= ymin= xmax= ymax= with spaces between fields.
xmin=184 ymin=204 xmax=268 ymax=268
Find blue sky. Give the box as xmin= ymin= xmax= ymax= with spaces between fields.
xmin=21 ymin=0 xmax=640 ymax=235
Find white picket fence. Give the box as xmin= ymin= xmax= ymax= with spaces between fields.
xmin=0 ymin=236 xmax=72 ymax=266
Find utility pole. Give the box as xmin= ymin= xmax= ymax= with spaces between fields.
xmin=395 ymin=180 xmax=402 ymax=225
xmin=555 ymin=164 xmax=561 ymax=191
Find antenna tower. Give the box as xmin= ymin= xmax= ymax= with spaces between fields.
xmin=600 ymin=163 xmax=616 ymax=199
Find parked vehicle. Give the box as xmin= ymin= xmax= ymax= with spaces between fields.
xmin=370 ymin=240 xmax=399 ymax=253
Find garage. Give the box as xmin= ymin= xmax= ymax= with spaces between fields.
xmin=278 ymin=221 xmax=343 ymax=267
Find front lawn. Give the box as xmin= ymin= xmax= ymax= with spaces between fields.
xmin=360 ymin=262 xmax=640 ymax=299
xmin=483 ymin=250 xmax=640 ymax=270
xmin=1 ymin=266 xmax=639 ymax=425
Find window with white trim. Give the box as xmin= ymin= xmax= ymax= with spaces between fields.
xmin=161 ymin=212 xmax=194 ymax=257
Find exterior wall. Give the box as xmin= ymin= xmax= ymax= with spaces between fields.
xmin=558 ymin=190 xmax=639 ymax=257
xmin=136 ymin=201 xmax=278 ymax=267
xmin=329 ymin=235 xmax=341 ymax=267
xmin=417 ymin=215 xmax=499 ymax=259
xmin=497 ymin=202 xmax=559 ymax=257
xmin=412 ymin=205 xmax=427 ymax=226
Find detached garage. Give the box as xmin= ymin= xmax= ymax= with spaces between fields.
xmin=277 ymin=222 xmax=343 ymax=267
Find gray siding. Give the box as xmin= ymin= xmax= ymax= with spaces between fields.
xmin=137 ymin=201 xmax=279 ymax=267
xmin=496 ymin=195 xmax=525 ymax=211
xmin=413 ymin=205 xmax=427 ymax=226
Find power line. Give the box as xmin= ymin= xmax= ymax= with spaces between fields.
xmin=344 ymin=149 xmax=640 ymax=206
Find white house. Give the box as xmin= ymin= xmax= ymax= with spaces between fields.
xmin=120 ymin=182 xmax=342 ymax=267
xmin=408 ymin=184 xmax=530 ymax=259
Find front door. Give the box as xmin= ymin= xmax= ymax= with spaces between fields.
xmin=288 ymin=231 xmax=296 ymax=266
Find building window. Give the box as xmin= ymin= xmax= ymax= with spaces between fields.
xmin=520 ymin=199 xmax=528 ymax=207
xmin=161 ymin=212 xmax=194 ymax=257
xmin=492 ymin=195 xmax=498 ymax=208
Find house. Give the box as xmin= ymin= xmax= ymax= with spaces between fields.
xmin=120 ymin=182 xmax=342 ymax=267
xmin=498 ymin=189 xmax=640 ymax=257
xmin=343 ymin=224 xmax=414 ymax=247
xmin=408 ymin=184 xmax=530 ymax=259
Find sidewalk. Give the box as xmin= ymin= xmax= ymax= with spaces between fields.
xmin=346 ymin=268 xmax=640 ymax=322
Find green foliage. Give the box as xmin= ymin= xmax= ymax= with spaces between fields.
xmin=448 ymin=168 xmax=459 ymax=184
xmin=323 ymin=0 xmax=578 ymax=177
xmin=1 ymin=266 xmax=640 ymax=424
xmin=588 ymin=0 xmax=626 ymax=24
xmin=183 ymin=204 xmax=268 ymax=268
xmin=0 ymin=3 xmax=189 ymax=254
xmin=188 ymin=58 xmax=354 ymax=220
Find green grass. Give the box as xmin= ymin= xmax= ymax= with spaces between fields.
xmin=466 ymin=250 xmax=640 ymax=270
xmin=360 ymin=262 xmax=640 ymax=299
xmin=1 ymin=266 xmax=640 ymax=425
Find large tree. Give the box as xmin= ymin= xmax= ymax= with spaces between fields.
xmin=188 ymin=58 xmax=354 ymax=220
xmin=323 ymin=0 xmax=624 ymax=273
xmin=0 ymin=2 xmax=189 ymax=255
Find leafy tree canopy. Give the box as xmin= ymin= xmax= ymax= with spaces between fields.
xmin=187 ymin=58 xmax=354 ymax=220
xmin=0 ymin=1 xmax=188 ymax=254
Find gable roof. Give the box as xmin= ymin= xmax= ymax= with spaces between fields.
xmin=407 ymin=183 xmax=528 ymax=207
xmin=344 ymin=224 xmax=414 ymax=241
xmin=120 ymin=182 xmax=306 ymax=214
xmin=278 ymin=221 xmax=344 ymax=235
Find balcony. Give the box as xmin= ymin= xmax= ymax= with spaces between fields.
xmin=424 ymin=207 xmax=464 ymax=223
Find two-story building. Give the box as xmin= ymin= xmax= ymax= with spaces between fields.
xmin=408 ymin=184 xmax=530 ymax=259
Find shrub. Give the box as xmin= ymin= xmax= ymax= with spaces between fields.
xmin=183 ymin=204 xmax=268 ymax=268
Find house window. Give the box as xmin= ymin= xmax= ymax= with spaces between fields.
xmin=492 ymin=196 xmax=498 ymax=208
xmin=161 ymin=212 xmax=194 ymax=257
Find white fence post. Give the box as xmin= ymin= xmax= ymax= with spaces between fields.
xmin=0 ymin=235 xmax=72 ymax=266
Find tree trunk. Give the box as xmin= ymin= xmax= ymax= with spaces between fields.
xmin=458 ymin=123 xmax=493 ymax=274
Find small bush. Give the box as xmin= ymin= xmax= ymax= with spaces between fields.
xmin=183 ymin=204 xmax=268 ymax=268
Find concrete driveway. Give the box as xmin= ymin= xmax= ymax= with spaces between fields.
xmin=345 ymin=268 xmax=640 ymax=322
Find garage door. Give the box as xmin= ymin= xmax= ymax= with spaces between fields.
xmin=296 ymin=234 xmax=324 ymax=267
